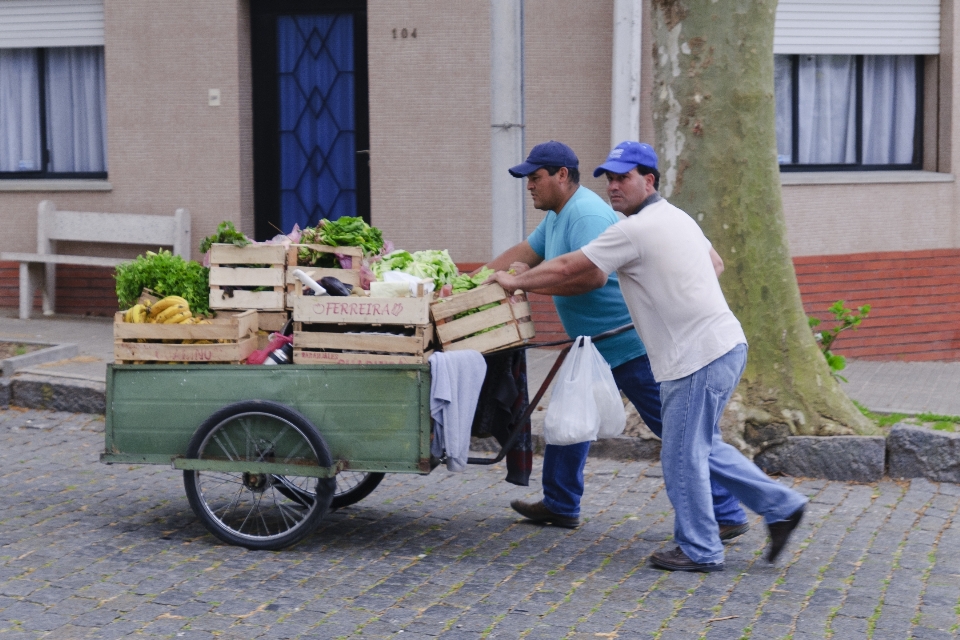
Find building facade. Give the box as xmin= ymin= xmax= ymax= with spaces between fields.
xmin=0 ymin=0 xmax=958 ymax=359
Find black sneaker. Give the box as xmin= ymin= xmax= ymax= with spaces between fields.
xmin=766 ymin=506 xmax=805 ymax=563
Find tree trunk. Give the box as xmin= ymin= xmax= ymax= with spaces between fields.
xmin=649 ymin=0 xmax=877 ymax=445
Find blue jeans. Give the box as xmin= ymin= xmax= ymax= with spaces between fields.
xmin=542 ymin=354 xmax=749 ymax=525
xmin=660 ymin=344 xmax=808 ymax=564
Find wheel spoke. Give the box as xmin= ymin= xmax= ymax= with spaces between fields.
xmin=185 ymin=406 xmax=332 ymax=549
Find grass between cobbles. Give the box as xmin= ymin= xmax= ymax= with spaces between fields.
xmin=854 ymin=401 xmax=960 ymax=433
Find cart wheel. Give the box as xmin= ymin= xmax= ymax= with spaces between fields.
xmin=331 ymin=472 xmax=385 ymax=510
xmin=182 ymin=400 xmax=335 ymax=550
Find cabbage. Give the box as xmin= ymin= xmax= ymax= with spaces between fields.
xmin=372 ymin=249 xmax=459 ymax=286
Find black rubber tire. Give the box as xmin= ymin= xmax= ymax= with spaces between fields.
xmin=182 ymin=400 xmax=335 ymax=550
xmin=331 ymin=472 xmax=385 ymax=510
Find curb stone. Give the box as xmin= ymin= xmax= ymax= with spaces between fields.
xmin=888 ymin=423 xmax=960 ymax=484
xmin=1 ymin=341 xmax=78 ymax=377
xmin=754 ymin=435 xmax=887 ymax=482
xmin=8 ymin=373 xmax=106 ymax=414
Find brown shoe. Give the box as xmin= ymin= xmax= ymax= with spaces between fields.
xmin=510 ymin=499 xmax=579 ymax=529
xmin=719 ymin=522 xmax=750 ymax=543
xmin=650 ymin=546 xmax=724 ymax=573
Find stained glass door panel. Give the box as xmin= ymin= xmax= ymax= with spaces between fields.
xmin=277 ymin=15 xmax=356 ymax=232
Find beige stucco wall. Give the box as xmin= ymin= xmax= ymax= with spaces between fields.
xmin=781 ymin=180 xmax=957 ymax=256
xmin=0 ymin=0 xmax=253 ymax=263
xmin=522 ymin=1 xmax=614 ymax=237
xmin=367 ymin=0 xmax=491 ymax=263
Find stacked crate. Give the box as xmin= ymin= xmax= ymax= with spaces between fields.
xmin=430 ymin=283 xmax=535 ymax=353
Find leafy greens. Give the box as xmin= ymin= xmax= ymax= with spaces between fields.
xmin=199 ymin=221 xmax=250 ymax=254
xmin=371 ymin=249 xmax=459 ymax=286
xmin=115 ymin=249 xmax=210 ymax=314
xmin=299 ymin=217 xmax=384 ymax=267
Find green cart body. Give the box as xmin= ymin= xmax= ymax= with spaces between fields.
xmin=102 ymin=363 xmax=434 ymax=549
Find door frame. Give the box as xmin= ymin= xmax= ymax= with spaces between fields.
xmin=250 ymin=0 xmax=370 ymax=240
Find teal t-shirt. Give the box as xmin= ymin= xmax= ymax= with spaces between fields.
xmin=526 ymin=186 xmax=645 ymax=368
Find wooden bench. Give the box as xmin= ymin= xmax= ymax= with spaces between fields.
xmin=0 ymin=200 xmax=191 ymax=319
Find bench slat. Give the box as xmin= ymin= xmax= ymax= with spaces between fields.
xmin=48 ymin=211 xmax=177 ymax=245
xmin=0 ymin=252 xmax=127 ymax=267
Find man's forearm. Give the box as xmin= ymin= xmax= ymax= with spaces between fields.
xmin=494 ymin=250 xmax=607 ymax=296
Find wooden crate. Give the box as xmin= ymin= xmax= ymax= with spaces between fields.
xmin=430 ymin=283 xmax=535 ymax=353
xmin=257 ymin=310 xmax=290 ymax=333
xmin=208 ymin=244 xmax=288 ymax=311
xmin=286 ymin=244 xmax=363 ymax=306
xmin=292 ymin=323 xmax=434 ymax=365
xmin=114 ymin=309 xmax=259 ymax=364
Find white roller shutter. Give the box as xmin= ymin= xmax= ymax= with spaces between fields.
xmin=0 ymin=0 xmax=104 ymax=49
xmin=774 ymin=0 xmax=940 ymax=55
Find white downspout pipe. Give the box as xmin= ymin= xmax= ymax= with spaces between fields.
xmin=611 ymin=0 xmax=642 ymax=147
xmin=490 ymin=0 xmax=525 ymax=258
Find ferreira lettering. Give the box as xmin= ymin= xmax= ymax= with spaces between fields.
xmin=311 ymin=300 xmax=406 ymax=317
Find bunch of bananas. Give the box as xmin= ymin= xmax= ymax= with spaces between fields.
xmin=123 ymin=295 xmax=204 ymax=324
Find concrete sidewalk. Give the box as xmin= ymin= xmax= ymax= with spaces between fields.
xmin=2 ymin=307 xmax=960 ymax=417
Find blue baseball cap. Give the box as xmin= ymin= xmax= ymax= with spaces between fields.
xmin=508 ymin=140 xmax=579 ymax=177
xmin=593 ymin=141 xmax=658 ymax=177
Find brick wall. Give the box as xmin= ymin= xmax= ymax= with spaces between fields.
xmin=0 ymin=262 xmax=118 ymax=317
xmin=795 ymin=249 xmax=960 ymax=361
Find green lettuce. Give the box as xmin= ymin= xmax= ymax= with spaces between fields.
xmin=372 ymin=249 xmax=459 ymax=286
xmin=299 ymin=217 xmax=384 ymax=267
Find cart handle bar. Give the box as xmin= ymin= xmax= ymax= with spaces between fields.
xmin=466 ymin=323 xmax=634 ymax=466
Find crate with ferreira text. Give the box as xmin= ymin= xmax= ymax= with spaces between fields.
xmin=286 ymin=244 xmax=363 ymax=307
xmin=208 ymin=244 xmax=287 ymax=311
xmin=114 ymin=309 xmax=259 ymax=364
xmin=291 ymin=287 xmax=434 ymax=365
xmin=430 ymin=283 xmax=535 ymax=353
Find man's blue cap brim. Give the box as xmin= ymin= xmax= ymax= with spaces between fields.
xmin=508 ymin=161 xmax=541 ymax=177
xmin=593 ymin=159 xmax=641 ymax=178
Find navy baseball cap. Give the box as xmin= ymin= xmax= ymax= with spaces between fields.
xmin=508 ymin=141 xmax=579 ymax=177
xmin=593 ymin=141 xmax=658 ymax=177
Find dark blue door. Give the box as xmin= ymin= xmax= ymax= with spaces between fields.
xmin=252 ymin=2 xmax=369 ymax=240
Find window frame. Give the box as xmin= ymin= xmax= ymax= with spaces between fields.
xmin=777 ymin=54 xmax=924 ymax=172
xmin=0 ymin=46 xmax=108 ymax=180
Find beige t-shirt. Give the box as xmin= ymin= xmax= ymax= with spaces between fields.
xmin=580 ymin=198 xmax=746 ymax=382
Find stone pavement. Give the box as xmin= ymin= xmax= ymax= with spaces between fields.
xmin=3 ymin=408 xmax=960 ymax=639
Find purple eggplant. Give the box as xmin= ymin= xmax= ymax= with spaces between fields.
xmin=319 ymin=276 xmax=352 ymax=297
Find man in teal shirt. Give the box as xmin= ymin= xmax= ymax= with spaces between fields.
xmin=485 ymin=141 xmax=748 ymax=534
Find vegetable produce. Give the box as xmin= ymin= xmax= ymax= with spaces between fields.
xmin=450 ymin=267 xmax=494 ymax=294
xmin=371 ymin=249 xmax=459 ymax=286
xmin=299 ymin=217 xmax=384 ymax=267
xmin=115 ymin=250 xmax=210 ymax=315
xmin=319 ymin=276 xmax=352 ymax=297
xmin=199 ymin=221 xmax=250 ymax=254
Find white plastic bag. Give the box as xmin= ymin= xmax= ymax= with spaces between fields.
xmin=544 ymin=336 xmax=626 ymax=445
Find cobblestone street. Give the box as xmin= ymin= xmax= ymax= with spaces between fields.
xmin=1 ymin=408 xmax=959 ymax=639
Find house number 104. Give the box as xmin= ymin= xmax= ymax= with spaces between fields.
xmin=392 ymin=28 xmax=417 ymax=39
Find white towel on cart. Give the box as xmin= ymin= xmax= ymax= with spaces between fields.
xmin=429 ymin=350 xmax=487 ymax=471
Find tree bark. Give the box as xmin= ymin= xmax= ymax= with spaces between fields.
xmin=649 ymin=0 xmax=877 ymax=442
